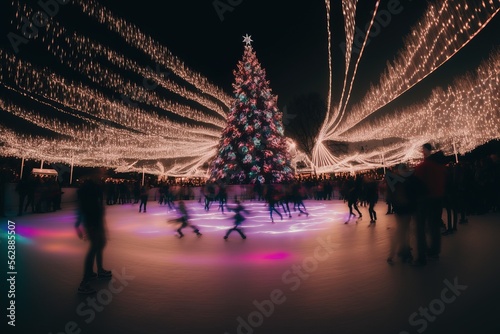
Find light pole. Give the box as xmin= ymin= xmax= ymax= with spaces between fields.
xmin=20 ymin=157 xmax=25 ymax=179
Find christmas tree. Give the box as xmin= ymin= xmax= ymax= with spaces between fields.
xmin=209 ymin=35 xmax=294 ymax=184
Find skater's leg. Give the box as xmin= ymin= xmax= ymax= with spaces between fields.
xmin=298 ymin=201 xmax=308 ymax=216
xmin=273 ymin=206 xmax=283 ymax=219
xmin=285 ymin=201 xmax=291 ymax=217
xmin=83 ymin=241 xmax=98 ymax=280
xmin=177 ymin=225 xmax=185 ymax=237
xmin=369 ymin=202 xmax=376 ymax=222
xmin=95 ymin=243 xmax=104 ymax=271
xmin=236 ymin=228 xmax=246 ymax=239
xmin=348 ymin=201 xmax=354 ymax=216
xmin=190 ymin=224 xmax=202 ymax=235
xmin=225 ymin=227 xmax=236 ymax=239
xmin=354 ymin=202 xmax=362 ymax=217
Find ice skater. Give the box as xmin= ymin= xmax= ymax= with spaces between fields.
xmin=345 ymin=176 xmax=362 ymax=224
xmin=278 ymin=184 xmax=293 ymax=218
xmin=217 ymin=183 xmax=228 ymax=213
xmin=364 ymin=175 xmax=379 ymax=225
xmin=168 ymin=200 xmax=202 ymax=238
xmin=266 ymin=184 xmax=283 ymax=223
xmin=203 ymin=182 xmax=216 ymax=211
xmin=224 ymin=200 xmax=249 ymax=240
xmin=291 ymin=181 xmax=309 ymax=217
xmin=139 ymin=185 xmax=148 ymax=213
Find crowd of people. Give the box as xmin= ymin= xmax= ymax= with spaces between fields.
xmin=2 ymin=145 xmax=500 ymax=293
xmin=384 ymin=144 xmax=500 ymax=266
xmin=15 ymin=175 xmax=63 ymax=216
xmin=7 ymin=150 xmax=499 ymax=227
xmin=70 ymin=145 xmax=500 ymax=295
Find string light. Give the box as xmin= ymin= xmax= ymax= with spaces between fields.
xmin=73 ymin=0 xmax=233 ymax=108
xmin=317 ymin=49 xmax=499 ymax=171
xmin=1 ymin=0 xmax=233 ymax=175
xmin=1 ymin=0 xmax=498 ymax=176
xmin=314 ymin=0 xmax=500 ymax=171
xmin=335 ymin=0 xmax=499 ymax=137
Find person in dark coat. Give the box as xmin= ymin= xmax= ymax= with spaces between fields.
xmin=413 ymin=143 xmax=447 ymax=265
xmin=75 ymin=177 xmax=112 ymax=294
xmin=386 ymin=164 xmax=423 ymax=264
xmin=139 ymin=185 xmax=148 ymax=213
xmin=16 ymin=177 xmax=28 ymax=216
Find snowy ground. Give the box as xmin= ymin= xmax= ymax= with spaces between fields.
xmin=1 ymin=199 xmax=499 ymax=334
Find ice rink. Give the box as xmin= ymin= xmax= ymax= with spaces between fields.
xmin=2 ymin=199 xmax=500 ymax=334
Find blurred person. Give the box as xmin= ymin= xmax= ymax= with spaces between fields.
xmin=133 ymin=181 xmax=140 ymax=204
xmin=413 ymin=143 xmax=447 ymax=265
xmin=279 ymin=183 xmax=293 ymax=218
xmin=139 ymin=184 xmax=148 ymax=213
xmin=224 ymin=200 xmax=249 ymax=240
xmin=168 ymin=200 xmax=202 ymax=238
xmin=344 ymin=176 xmax=362 ymax=224
xmin=383 ymin=168 xmax=395 ymax=214
xmin=254 ymin=178 xmax=264 ymax=201
xmin=217 ymin=182 xmax=228 ymax=213
xmin=204 ymin=182 xmax=216 ymax=211
xmin=386 ymin=164 xmax=422 ymax=264
xmin=443 ymin=163 xmax=460 ymax=235
xmin=158 ymin=183 xmax=166 ymax=205
xmin=24 ymin=174 xmax=36 ymax=213
xmin=291 ymin=181 xmax=309 ymax=217
xmin=75 ymin=174 xmax=112 ymax=294
xmin=16 ymin=176 xmax=28 ymax=216
xmin=162 ymin=182 xmax=174 ymax=209
xmin=266 ymin=184 xmax=283 ymax=223
xmin=364 ymin=174 xmax=379 ymax=225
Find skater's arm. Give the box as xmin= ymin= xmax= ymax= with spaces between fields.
xmin=75 ymin=216 xmax=84 ymax=239
xmin=75 ymin=226 xmax=84 ymax=239
xmin=74 ymin=209 xmax=85 ymax=239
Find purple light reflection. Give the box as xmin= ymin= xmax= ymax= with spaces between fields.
xmin=162 ymin=251 xmax=294 ymax=265
xmin=257 ymin=252 xmax=291 ymax=260
xmin=16 ymin=226 xmax=74 ymax=239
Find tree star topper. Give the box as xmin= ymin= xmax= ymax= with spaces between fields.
xmin=243 ymin=34 xmax=253 ymax=46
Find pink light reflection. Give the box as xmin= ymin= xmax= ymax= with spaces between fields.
xmin=164 ymin=251 xmax=293 ymax=265
xmin=245 ymin=251 xmax=291 ymax=261
xmin=41 ymin=243 xmax=82 ymax=255
xmin=16 ymin=226 xmax=74 ymax=239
